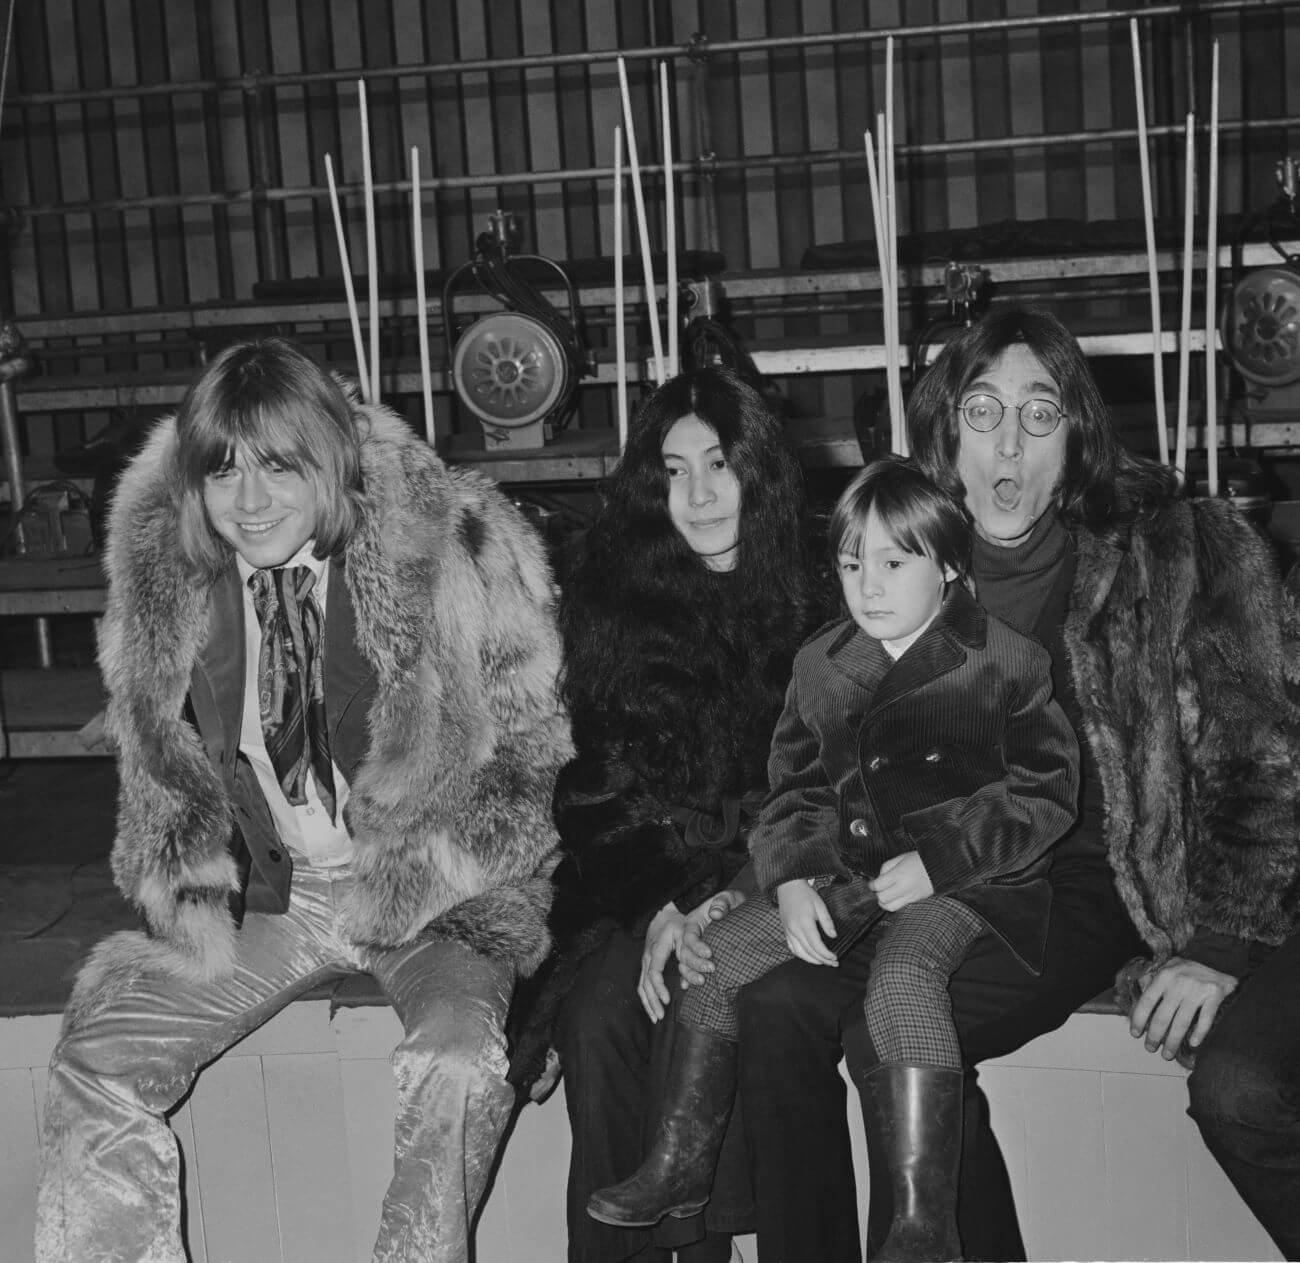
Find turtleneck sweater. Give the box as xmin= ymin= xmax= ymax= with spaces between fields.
xmin=970 ymin=510 xmax=1070 ymax=639
xmin=970 ymin=510 xmax=1107 ymax=866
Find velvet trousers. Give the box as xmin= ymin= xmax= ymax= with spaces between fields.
xmin=735 ymin=851 xmax=1144 ymax=1263
xmin=35 ymin=861 xmax=516 ymax=1263
xmin=1188 ymin=923 xmax=1300 ymax=1261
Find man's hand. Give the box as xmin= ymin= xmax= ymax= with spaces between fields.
xmin=777 ymin=880 xmax=838 ymax=966
xmin=1129 ymin=956 xmax=1238 ymax=1062
xmin=678 ymin=890 xmax=746 ymax=988
xmin=869 ymin=851 xmax=934 ymax=911
xmin=638 ymin=902 xmax=686 ymax=1022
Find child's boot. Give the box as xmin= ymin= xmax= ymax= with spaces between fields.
xmin=861 ymin=1063 xmax=964 ymax=1262
xmin=586 ymin=1022 xmax=736 ymax=1227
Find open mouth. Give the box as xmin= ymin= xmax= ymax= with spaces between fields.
xmin=992 ymin=478 xmax=1020 ymax=508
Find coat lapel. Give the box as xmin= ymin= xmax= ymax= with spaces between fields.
xmin=826 ymin=621 xmax=892 ymax=693
xmin=868 ymin=586 xmax=985 ymax=718
xmin=193 ymin=566 xmax=246 ymax=762
xmin=325 ymin=559 xmax=378 ymax=777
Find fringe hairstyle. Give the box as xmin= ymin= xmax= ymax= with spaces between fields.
xmin=561 ymin=366 xmax=816 ymax=808
xmin=907 ymin=306 xmax=1176 ymax=530
xmin=171 ymin=337 xmax=366 ymax=579
xmin=829 ymin=455 xmax=972 ymax=582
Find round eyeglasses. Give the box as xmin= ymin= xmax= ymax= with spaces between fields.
xmin=959 ymin=394 xmax=1065 ymax=438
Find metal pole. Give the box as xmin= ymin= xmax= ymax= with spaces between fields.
xmin=686 ymin=34 xmax=718 ymax=256
xmin=14 ymin=114 xmax=1295 ymax=219
xmin=5 ymin=0 xmax=1294 ymax=106
xmin=0 ymin=377 xmax=51 ymax=667
xmin=243 ymin=72 xmax=282 ymax=284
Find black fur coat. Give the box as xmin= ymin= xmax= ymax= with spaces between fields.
xmin=507 ymin=537 xmax=819 ymax=1090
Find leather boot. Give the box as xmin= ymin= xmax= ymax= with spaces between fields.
xmin=587 ymin=1023 xmax=737 ymax=1228
xmin=861 ymin=1064 xmax=964 ymax=1262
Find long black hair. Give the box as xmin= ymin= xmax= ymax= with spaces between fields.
xmin=561 ymin=367 xmax=816 ymax=808
xmin=907 ymin=306 xmax=1176 ymax=530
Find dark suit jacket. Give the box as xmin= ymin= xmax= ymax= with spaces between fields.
xmin=184 ymin=562 xmax=378 ymax=920
xmin=748 ymin=583 xmax=1079 ymax=971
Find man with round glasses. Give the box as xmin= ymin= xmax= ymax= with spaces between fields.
xmin=732 ymin=306 xmax=1300 ymax=1262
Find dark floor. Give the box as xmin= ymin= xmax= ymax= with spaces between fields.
xmin=0 ymin=758 xmax=135 ymax=1015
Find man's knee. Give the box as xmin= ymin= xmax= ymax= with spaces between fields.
xmin=737 ymin=961 xmax=805 ymax=1030
xmin=1188 ymin=1037 xmax=1289 ymax=1136
xmin=398 ymin=1006 xmax=510 ymax=1092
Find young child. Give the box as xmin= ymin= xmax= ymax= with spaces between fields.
xmin=587 ymin=456 xmax=1080 ymax=1261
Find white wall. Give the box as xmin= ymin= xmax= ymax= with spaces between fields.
xmin=0 ymin=1004 xmax=1281 ymax=1262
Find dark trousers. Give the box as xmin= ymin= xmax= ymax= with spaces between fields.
xmin=1188 ymin=923 xmax=1300 ymax=1261
xmin=555 ymin=926 xmax=755 ymax=1263
xmin=736 ymin=853 xmax=1144 ymax=1263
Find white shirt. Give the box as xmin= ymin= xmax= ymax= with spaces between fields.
xmin=235 ymin=545 xmax=354 ymax=867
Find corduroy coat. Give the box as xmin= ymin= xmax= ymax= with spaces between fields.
xmin=749 ymin=583 xmax=1079 ymax=970
xmin=73 ymin=403 xmax=572 ymax=1018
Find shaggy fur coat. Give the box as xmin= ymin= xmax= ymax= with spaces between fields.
xmin=76 ymin=403 xmax=571 ymax=1017
xmin=1069 ymin=494 xmax=1300 ymax=972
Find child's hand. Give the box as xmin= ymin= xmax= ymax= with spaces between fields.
xmin=869 ymin=851 xmax=934 ymax=910
xmin=776 ymin=879 xmax=839 ymax=967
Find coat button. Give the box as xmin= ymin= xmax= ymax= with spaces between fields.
xmin=849 ymin=818 xmax=870 ymax=838
xmin=267 ymin=848 xmax=283 ymax=863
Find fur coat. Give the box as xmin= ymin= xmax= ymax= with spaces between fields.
xmin=1069 ymin=495 xmax=1300 ymax=971
xmin=506 ymin=547 xmax=818 ymax=1090
xmin=75 ymin=403 xmax=572 ymax=1018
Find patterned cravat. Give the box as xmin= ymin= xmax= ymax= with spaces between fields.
xmin=248 ymin=566 xmax=337 ymax=822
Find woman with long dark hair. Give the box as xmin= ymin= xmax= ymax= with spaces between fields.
xmin=511 ymin=366 xmax=823 ymax=1263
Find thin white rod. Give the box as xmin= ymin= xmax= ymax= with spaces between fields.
xmin=614 ymin=125 xmax=628 ymax=453
xmin=411 ymin=146 xmax=434 ymax=445
xmin=617 ymin=56 xmax=666 ymax=386
xmin=876 ymin=113 xmax=897 ymax=454
xmin=1130 ymin=18 xmax=1169 ymax=465
xmin=661 ymin=61 xmax=678 ymax=379
xmin=323 ymin=153 xmax=371 ymax=405
xmin=1175 ymin=110 xmax=1195 ymax=482
xmin=880 ymin=112 xmax=903 ymax=455
xmin=864 ymin=128 xmax=898 ymax=450
xmin=885 ymin=37 xmax=906 ymax=456
xmin=359 ymin=79 xmax=381 ymax=403
xmin=1206 ymin=42 xmax=1221 ymax=498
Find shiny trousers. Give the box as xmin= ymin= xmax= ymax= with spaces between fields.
xmin=35 ymin=862 xmax=516 ymax=1263
xmin=1188 ymin=924 xmax=1300 ymax=1261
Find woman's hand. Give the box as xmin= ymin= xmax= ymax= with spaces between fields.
xmin=1128 ymin=956 xmax=1238 ymax=1061
xmin=777 ymin=879 xmax=838 ymax=966
xmin=638 ymin=902 xmax=687 ymax=1022
xmin=677 ymin=890 xmax=747 ymax=988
